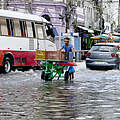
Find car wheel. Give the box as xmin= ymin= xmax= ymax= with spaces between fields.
xmin=117 ymin=63 xmax=120 ymax=70
xmin=86 ymin=65 xmax=91 ymax=70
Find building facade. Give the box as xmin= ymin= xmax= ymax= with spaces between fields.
xmin=1 ymin=0 xmax=117 ymax=50
xmin=2 ymin=0 xmax=68 ymax=36
xmin=0 ymin=0 xmax=86 ymax=35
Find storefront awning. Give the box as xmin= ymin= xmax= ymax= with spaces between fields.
xmin=78 ymin=26 xmax=94 ymax=33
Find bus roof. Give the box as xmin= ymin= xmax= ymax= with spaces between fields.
xmin=0 ymin=9 xmax=48 ymax=23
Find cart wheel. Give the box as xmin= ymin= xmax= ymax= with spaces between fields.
xmin=41 ymin=71 xmax=45 ymax=80
xmin=44 ymin=73 xmax=52 ymax=81
xmin=64 ymin=71 xmax=69 ymax=81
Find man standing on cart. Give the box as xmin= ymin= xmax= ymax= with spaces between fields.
xmin=59 ymin=37 xmax=75 ymax=80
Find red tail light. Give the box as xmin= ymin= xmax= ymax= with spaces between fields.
xmin=111 ymin=53 xmax=118 ymax=57
xmin=86 ymin=52 xmax=91 ymax=57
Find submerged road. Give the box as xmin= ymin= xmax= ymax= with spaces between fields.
xmin=0 ymin=61 xmax=120 ymax=120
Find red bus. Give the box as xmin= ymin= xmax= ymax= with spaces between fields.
xmin=0 ymin=9 xmax=56 ymax=73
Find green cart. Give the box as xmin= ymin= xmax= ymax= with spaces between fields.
xmin=35 ymin=50 xmax=77 ymax=81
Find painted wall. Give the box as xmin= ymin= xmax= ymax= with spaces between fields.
xmin=7 ymin=1 xmax=66 ymax=36
xmin=6 ymin=1 xmax=86 ymax=35
xmin=84 ymin=1 xmax=94 ymax=28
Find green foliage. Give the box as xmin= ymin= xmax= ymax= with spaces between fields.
xmin=72 ymin=20 xmax=77 ymax=32
xmin=111 ymin=21 xmax=116 ymax=27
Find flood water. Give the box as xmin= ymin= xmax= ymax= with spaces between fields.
xmin=0 ymin=61 xmax=120 ymax=120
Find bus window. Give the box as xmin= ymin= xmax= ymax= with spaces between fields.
xmin=23 ymin=21 xmax=27 ymax=37
xmin=20 ymin=21 xmax=28 ymax=37
xmin=20 ymin=21 xmax=23 ymax=36
xmin=6 ymin=19 xmax=14 ymax=36
xmin=14 ymin=19 xmax=21 ymax=37
xmin=32 ymin=22 xmax=36 ymax=38
xmin=10 ymin=19 xmax=14 ymax=36
xmin=26 ymin=21 xmax=33 ymax=38
xmin=6 ymin=19 xmax=10 ymax=35
xmin=0 ymin=18 xmax=8 ymax=36
xmin=36 ymin=23 xmax=44 ymax=39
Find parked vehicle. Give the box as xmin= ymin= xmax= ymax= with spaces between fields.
xmin=0 ymin=9 xmax=56 ymax=73
xmin=86 ymin=43 xmax=120 ymax=70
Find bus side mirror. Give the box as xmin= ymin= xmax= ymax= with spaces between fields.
xmin=46 ymin=24 xmax=55 ymax=38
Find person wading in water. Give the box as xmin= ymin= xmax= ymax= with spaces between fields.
xmin=59 ymin=37 xmax=75 ymax=80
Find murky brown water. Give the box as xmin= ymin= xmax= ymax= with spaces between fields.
xmin=0 ymin=79 xmax=79 ymax=120
xmin=0 ymin=62 xmax=120 ymax=120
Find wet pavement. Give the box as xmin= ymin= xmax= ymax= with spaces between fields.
xmin=0 ymin=61 xmax=120 ymax=120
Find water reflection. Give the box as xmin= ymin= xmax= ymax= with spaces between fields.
xmin=35 ymin=81 xmax=78 ymax=119
xmin=34 ymin=75 xmax=120 ymax=120
xmin=1 ymin=62 xmax=120 ymax=120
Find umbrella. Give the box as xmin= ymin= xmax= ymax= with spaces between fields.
xmin=90 ymin=35 xmax=101 ymax=40
xmin=91 ymin=34 xmax=112 ymax=40
xmin=111 ymin=36 xmax=120 ymax=41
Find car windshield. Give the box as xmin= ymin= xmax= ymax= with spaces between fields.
xmin=90 ymin=45 xmax=115 ymax=52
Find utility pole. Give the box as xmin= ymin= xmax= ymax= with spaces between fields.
xmin=1 ymin=0 xmax=8 ymax=9
xmin=99 ymin=0 xmax=104 ymax=33
xmin=24 ymin=0 xmax=26 ymax=12
xmin=65 ymin=0 xmax=75 ymax=33
xmin=110 ymin=0 xmax=113 ymax=32
xmin=65 ymin=1 xmax=71 ymax=33
xmin=117 ymin=0 xmax=120 ymax=33
xmin=28 ymin=0 xmax=33 ymax=14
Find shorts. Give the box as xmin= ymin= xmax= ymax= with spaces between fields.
xmin=68 ymin=66 xmax=75 ymax=73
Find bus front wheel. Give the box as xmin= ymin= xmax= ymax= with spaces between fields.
xmin=3 ymin=57 xmax=11 ymax=73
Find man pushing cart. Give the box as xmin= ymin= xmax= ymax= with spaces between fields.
xmin=59 ymin=37 xmax=75 ymax=81
xmin=35 ymin=37 xmax=77 ymax=81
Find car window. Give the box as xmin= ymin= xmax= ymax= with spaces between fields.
xmin=90 ymin=45 xmax=115 ymax=52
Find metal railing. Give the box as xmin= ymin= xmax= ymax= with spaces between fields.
xmin=74 ymin=50 xmax=88 ymax=62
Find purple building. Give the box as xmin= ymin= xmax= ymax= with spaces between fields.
xmin=0 ymin=0 xmax=86 ymax=37
xmin=6 ymin=1 xmax=70 ymax=36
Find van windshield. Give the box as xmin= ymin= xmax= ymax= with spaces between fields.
xmin=90 ymin=45 xmax=115 ymax=52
